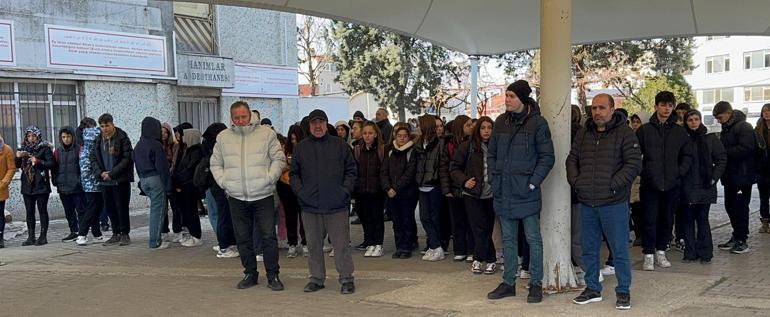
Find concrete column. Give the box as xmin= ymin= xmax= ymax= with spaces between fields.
xmin=469 ymin=56 xmax=479 ymax=118
xmin=539 ymin=0 xmax=578 ymax=292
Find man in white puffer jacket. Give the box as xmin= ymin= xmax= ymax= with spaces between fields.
xmin=210 ymin=101 xmax=286 ymax=291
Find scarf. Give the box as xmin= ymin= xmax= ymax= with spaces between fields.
xmin=687 ymin=124 xmax=713 ymax=186
xmin=20 ymin=126 xmax=51 ymax=184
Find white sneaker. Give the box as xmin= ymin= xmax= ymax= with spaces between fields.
xmin=287 ymin=245 xmax=298 ymax=258
xmin=217 ymin=246 xmax=240 ymax=258
xmin=181 ymin=236 xmax=202 ymax=247
xmin=256 ymin=254 xmax=264 ymax=262
xmin=302 ymin=245 xmax=309 ymax=257
xmin=643 ymin=254 xmax=655 ymax=271
xmin=428 ymin=247 xmax=446 ymax=261
xmin=76 ymin=236 xmax=88 ymax=246
xmin=484 ymin=263 xmax=497 ymax=275
xmin=169 ymin=233 xmax=182 ymax=243
xmin=323 ymin=245 xmax=333 ymax=253
xmin=92 ymin=235 xmax=104 ymax=242
xmin=329 ymin=248 xmax=335 ymax=257
xmin=154 ymin=242 xmax=170 ymax=250
xmin=466 ymin=255 xmax=474 ymax=263
xmin=212 ymin=245 xmax=221 ymax=252
xmin=370 ymin=245 xmax=383 ymax=257
xmin=453 ymin=255 xmax=467 ymax=261
xmin=656 ymin=251 xmax=671 ymax=268
xmin=422 ymin=249 xmax=434 ymax=261
xmin=600 ymin=265 xmax=616 ymax=276
xmin=519 ymin=270 xmax=531 ymax=279
xmin=471 ymin=260 xmax=483 ymax=274
xmin=364 ymin=246 xmax=375 ymax=257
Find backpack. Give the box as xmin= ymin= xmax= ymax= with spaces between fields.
xmin=193 ymin=154 xmax=215 ymax=190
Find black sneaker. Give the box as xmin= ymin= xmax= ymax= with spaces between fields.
xmin=616 ymin=293 xmax=631 ymax=310
xmin=119 ymin=234 xmax=131 ymax=246
xmin=267 ymin=276 xmax=285 ymax=291
xmin=355 ymin=243 xmax=368 ymax=251
xmin=487 ymin=283 xmax=515 ymax=300
xmin=62 ymin=233 xmax=78 ymax=242
xmin=237 ymin=273 xmax=258 ymax=289
xmin=700 ymin=258 xmax=712 ymax=264
xmin=718 ymin=238 xmax=735 ymax=251
xmin=103 ymin=234 xmax=121 ymax=246
xmin=399 ymin=251 xmax=412 ymax=259
xmin=573 ymin=288 xmax=602 ymax=305
xmin=341 ymin=282 xmax=355 ymax=295
xmin=392 ymin=251 xmax=404 ymax=259
xmin=730 ymin=241 xmax=750 ymax=254
xmin=303 ymin=282 xmax=325 ymax=293
xmin=22 ymin=237 xmax=36 ymax=246
xmin=527 ymin=284 xmax=543 ymax=303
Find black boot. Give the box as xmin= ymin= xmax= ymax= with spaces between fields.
xmin=0 ymin=233 xmax=4 ymax=248
xmin=22 ymin=236 xmax=36 ymax=246
xmin=35 ymin=226 xmax=48 ymax=246
xmin=487 ymin=283 xmax=515 ymax=300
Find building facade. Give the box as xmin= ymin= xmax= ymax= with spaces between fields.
xmin=0 ymin=0 xmax=297 ymax=219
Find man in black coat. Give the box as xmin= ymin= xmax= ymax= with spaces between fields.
xmin=375 ymin=108 xmax=393 ymax=144
xmin=90 ymin=113 xmax=134 ymax=246
xmin=713 ymin=101 xmax=756 ymax=254
xmin=636 ymin=91 xmax=692 ymax=271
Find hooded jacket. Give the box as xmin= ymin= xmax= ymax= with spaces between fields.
xmin=720 ymin=110 xmax=757 ymax=186
xmin=636 ymin=113 xmax=692 ymax=191
xmin=414 ymin=135 xmax=451 ymax=194
xmin=194 ymin=123 xmax=228 ymax=190
xmin=16 ymin=126 xmax=55 ymax=196
xmin=53 ymin=127 xmax=83 ymax=194
xmin=381 ymin=140 xmax=417 ymax=198
xmin=450 ymin=140 xmax=493 ymax=199
xmin=133 ymin=117 xmax=172 ymax=194
xmin=0 ymin=134 xmax=15 ymax=201
xmin=211 ymin=123 xmax=286 ymax=202
xmin=90 ymin=126 xmax=134 ymax=184
xmin=79 ymin=128 xmax=101 ymax=193
xmin=291 ymin=132 xmax=357 ymax=214
xmin=566 ymin=112 xmax=642 ymax=207
xmin=682 ymin=125 xmax=727 ymax=204
xmin=488 ymin=102 xmax=555 ymax=220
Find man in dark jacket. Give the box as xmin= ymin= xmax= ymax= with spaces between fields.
xmin=376 ymin=108 xmax=393 ymax=144
xmin=486 ymin=80 xmax=554 ymax=304
xmin=636 ymin=91 xmax=692 ymax=271
xmin=90 ymin=113 xmax=134 ymax=246
xmin=53 ymin=127 xmax=84 ymax=243
xmin=567 ymin=94 xmax=641 ymax=310
xmin=291 ymin=109 xmax=357 ymax=295
xmin=713 ymin=101 xmax=756 ymax=254
xmin=133 ymin=117 xmax=172 ymax=249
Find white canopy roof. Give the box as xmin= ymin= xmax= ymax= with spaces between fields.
xmin=187 ymin=0 xmax=770 ymax=55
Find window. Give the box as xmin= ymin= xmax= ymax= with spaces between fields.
xmin=706 ymin=55 xmax=730 ymax=74
xmin=178 ymin=98 xmax=220 ymax=132
xmin=743 ymin=50 xmax=770 ymax=69
xmin=701 ymin=88 xmax=734 ymax=104
xmin=0 ymin=81 xmax=81 ymax=151
xmin=174 ymin=2 xmax=216 ymax=54
xmin=744 ymin=86 xmax=770 ymax=102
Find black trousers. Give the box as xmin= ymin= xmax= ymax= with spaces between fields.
xmin=165 ymin=192 xmax=184 ymax=234
xmin=173 ymin=189 xmax=202 ymax=239
xmin=60 ymin=193 xmax=82 ymax=233
xmin=758 ymin=180 xmax=770 ymax=220
xmin=463 ymin=196 xmax=496 ymax=263
xmin=449 ymin=196 xmax=474 ymax=256
xmin=682 ymin=203 xmax=713 ymax=261
xmin=630 ymin=202 xmax=643 ymax=240
xmin=357 ymin=192 xmax=385 ymax=246
xmin=640 ymin=186 xmax=678 ymax=254
xmin=389 ymin=194 xmax=419 ymax=252
xmin=102 ymin=182 xmax=131 ymax=235
xmin=440 ymin=196 xmax=452 ymax=249
xmin=229 ymin=196 xmax=279 ymax=277
xmin=724 ymin=184 xmax=752 ymax=242
xmin=77 ymin=192 xmax=103 ymax=237
xmin=277 ymin=182 xmax=305 ymax=246
xmin=23 ymin=193 xmax=50 ymax=237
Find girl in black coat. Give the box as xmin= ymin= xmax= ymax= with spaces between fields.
xmin=681 ymin=110 xmax=726 ymax=263
xmin=16 ymin=126 xmax=55 ymax=246
xmin=450 ymin=116 xmax=497 ymax=274
xmin=353 ymin=121 xmax=386 ymax=257
xmin=174 ymin=128 xmax=204 ymax=247
xmin=445 ymin=115 xmax=475 ymax=261
xmin=381 ymin=125 xmax=418 ymax=258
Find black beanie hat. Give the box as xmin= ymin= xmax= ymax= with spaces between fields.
xmin=712 ymin=101 xmax=732 ymax=116
xmin=309 ymin=109 xmax=328 ymax=122
xmin=353 ymin=111 xmax=366 ymax=121
xmin=260 ymin=118 xmax=272 ymax=125
xmin=507 ymin=80 xmax=532 ymax=100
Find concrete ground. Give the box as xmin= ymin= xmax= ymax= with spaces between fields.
xmin=1 ymin=191 xmax=770 ymax=317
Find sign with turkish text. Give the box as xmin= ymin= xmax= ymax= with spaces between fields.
xmin=0 ymin=20 xmax=15 ymax=66
xmin=222 ymin=62 xmax=298 ymax=98
xmin=176 ymin=53 xmax=234 ymax=88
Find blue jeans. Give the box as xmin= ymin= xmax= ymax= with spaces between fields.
xmin=206 ymin=190 xmax=218 ymax=234
xmin=140 ymin=176 xmax=168 ymax=249
xmin=418 ymin=187 xmax=443 ymax=249
xmin=500 ymin=213 xmax=543 ymax=287
xmin=580 ymin=202 xmax=632 ymax=294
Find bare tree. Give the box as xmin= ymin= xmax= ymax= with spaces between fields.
xmin=297 ymin=15 xmax=334 ymax=96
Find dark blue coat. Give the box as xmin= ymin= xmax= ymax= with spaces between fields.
xmin=488 ymin=102 xmax=555 ymax=220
